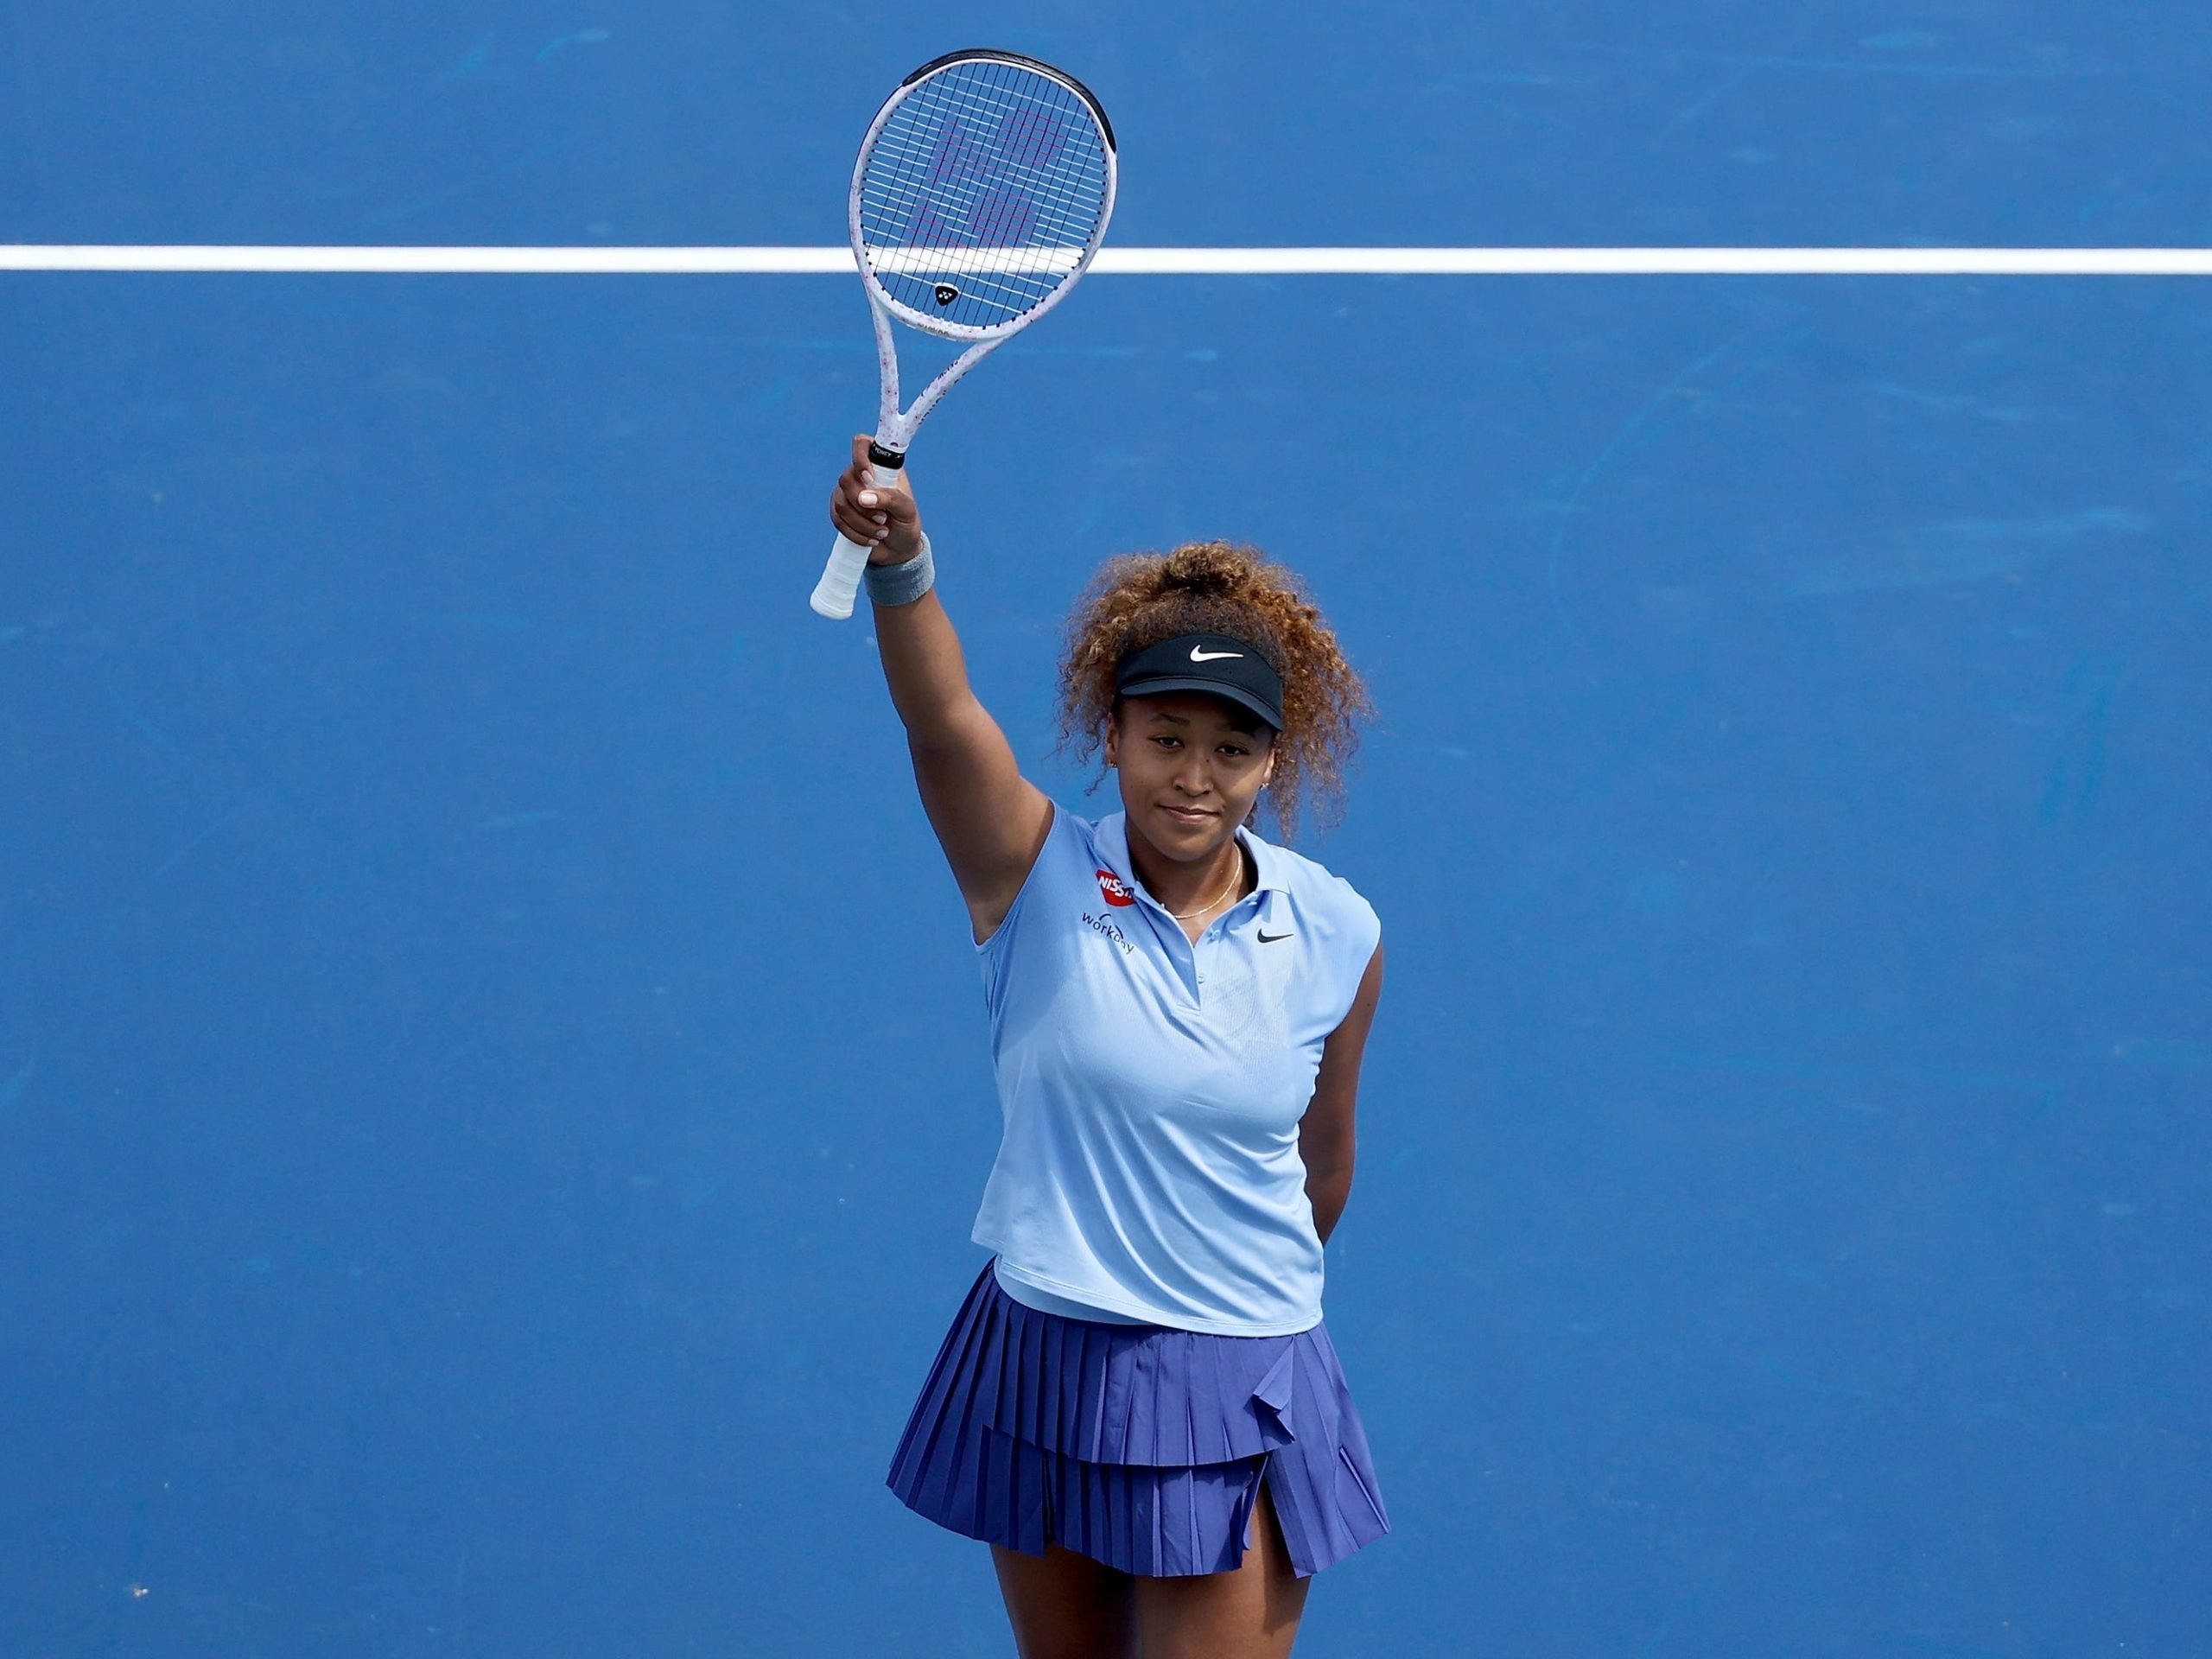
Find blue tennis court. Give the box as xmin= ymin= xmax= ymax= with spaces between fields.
xmin=3 ymin=4 xmax=2208 ymax=1654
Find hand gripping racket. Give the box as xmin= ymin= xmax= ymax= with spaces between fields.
xmin=809 ymin=48 xmax=1117 ymax=619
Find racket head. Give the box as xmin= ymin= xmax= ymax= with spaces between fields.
xmin=849 ymin=49 xmax=1116 ymax=344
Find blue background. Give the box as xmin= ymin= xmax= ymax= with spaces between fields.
xmin=3 ymin=3 xmax=2209 ymax=1656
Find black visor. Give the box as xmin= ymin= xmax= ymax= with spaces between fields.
xmin=1113 ymin=632 xmax=1285 ymax=732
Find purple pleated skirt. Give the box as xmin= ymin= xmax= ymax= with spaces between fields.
xmin=886 ymin=1256 xmax=1390 ymax=1579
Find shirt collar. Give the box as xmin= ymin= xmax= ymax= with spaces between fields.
xmin=1096 ymin=810 xmax=1287 ymax=903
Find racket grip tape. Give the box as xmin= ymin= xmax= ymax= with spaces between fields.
xmin=810 ymin=534 xmax=872 ymax=620
xmin=809 ymin=455 xmax=907 ymax=620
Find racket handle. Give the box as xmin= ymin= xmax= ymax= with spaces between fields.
xmin=810 ymin=533 xmax=873 ymax=620
xmin=809 ymin=460 xmax=906 ymax=620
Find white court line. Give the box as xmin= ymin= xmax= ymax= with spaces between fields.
xmin=1 ymin=245 xmax=2210 ymax=276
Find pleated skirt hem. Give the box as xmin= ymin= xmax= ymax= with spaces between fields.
xmin=886 ymin=1256 xmax=1390 ymax=1579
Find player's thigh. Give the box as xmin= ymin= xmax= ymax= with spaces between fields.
xmin=990 ymin=1539 xmax=1139 ymax=1659
xmin=1131 ymin=1468 xmax=1311 ymax=1659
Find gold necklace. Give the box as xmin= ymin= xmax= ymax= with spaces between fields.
xmin=1167 ymin=851 xmax=1245 ymax=921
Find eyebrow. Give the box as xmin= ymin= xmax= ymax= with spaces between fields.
xmin=1143 ymin=710 xmax=1258 ymax=739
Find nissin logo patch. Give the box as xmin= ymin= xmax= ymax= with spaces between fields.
xmin=1095 ymin=869 xmax=1135 ymax=907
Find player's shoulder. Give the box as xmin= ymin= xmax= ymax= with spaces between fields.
xmin=1048 ymin=799 xmax=1109 ymax=859
xmin=1246 ymin=827 xmax=1381 ymax=945
xmin=1026 ymin=799 xmax=1118 ymax=887
xmin=1246 ymin=823 xmax=1368 ymax=899
xmin=978 ymin=800 xmax=1110 ymax=966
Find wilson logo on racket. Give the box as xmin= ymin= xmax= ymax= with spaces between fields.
xmin=1095 ymin=869 xmax=1136 ymax=908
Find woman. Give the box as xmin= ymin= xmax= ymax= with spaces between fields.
xmin=830 ymin=434 xmax=1389 ymax=1659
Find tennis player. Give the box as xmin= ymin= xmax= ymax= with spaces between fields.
xmin=830 ymin=435 xmax=1389 ymax=1659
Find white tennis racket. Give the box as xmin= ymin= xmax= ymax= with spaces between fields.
xmin=809 ymin=48 xmax=1118 ymax=619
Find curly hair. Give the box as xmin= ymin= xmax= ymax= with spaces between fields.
xmin=1055 ymin=541 xmax=1371 ymax=841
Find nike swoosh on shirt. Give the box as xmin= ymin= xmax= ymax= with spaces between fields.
xmin=1188 ymin=646 xmax=1243 ymax=661
xmin=1257 ymin=929 xmax=1293 ymax=943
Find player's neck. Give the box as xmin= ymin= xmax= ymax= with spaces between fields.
xmin=1124 ymin=823 xmax=1245 ymax=918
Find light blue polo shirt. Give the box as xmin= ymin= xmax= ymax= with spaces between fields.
xmin=969 ymin=803 xmax=1382 ymax=1336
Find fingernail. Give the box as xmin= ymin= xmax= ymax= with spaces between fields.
xmin=858 ymin=491 xmax=877 ymax=506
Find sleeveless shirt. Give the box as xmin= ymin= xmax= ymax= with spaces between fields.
xmin=969 ymin=804 xmax=1381 ymax=1335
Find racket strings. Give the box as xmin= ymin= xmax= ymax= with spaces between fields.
xmin=867 ymin=59 xmax=1104 ymax=225
xmin=867 ymin=81 xmax=1104 ymax=255
xmin=856 ymin=55 xmax=1111 ymax=332
xmin=862 ymin=93 xmax=1102 ymax=276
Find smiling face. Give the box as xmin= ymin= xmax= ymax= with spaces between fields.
xmin=1105 ymin=692 xmax=1280 ymax=863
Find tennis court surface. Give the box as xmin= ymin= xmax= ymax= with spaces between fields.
xmin=3 ymin=4 xmax=2208 ymax=1654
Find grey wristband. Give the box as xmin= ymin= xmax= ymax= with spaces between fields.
xmin=863 ymin=532 xmax=935 ymax=607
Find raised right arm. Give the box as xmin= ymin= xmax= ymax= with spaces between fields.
xmin=830 ymin=435 xmax=1052 ymax=944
